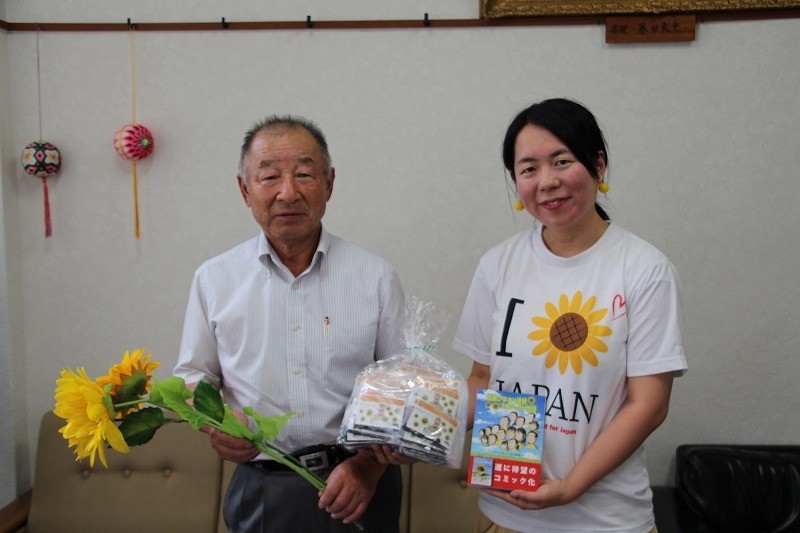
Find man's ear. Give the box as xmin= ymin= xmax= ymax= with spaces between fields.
xmin=325 ymin=167 xmax=335 ymax=201
xmin=237 ymin=175 xmax=251 ymax=206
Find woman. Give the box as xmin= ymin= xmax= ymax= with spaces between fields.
xmin=452 ymin=98 xmax=687 ymax=533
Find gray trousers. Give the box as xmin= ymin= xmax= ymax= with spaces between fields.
xmin=224 ymin=462 xmax=402 ymax=533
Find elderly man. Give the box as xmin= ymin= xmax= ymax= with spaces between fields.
xmin=174 ymin=116 xmax=405 ymax=532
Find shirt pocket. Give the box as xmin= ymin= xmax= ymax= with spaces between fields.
xmin=322 ymin=319 xmax=379 ymax=398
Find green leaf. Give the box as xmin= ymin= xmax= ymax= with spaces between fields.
xmin=192 ymin=380 xmax=225 ymax=423
xmin=148 ymin=376 xmax=192 ymax=408
xmin=244 ymin=406 xmax=294 ymax=441
xmin=114 ymin=370 xmax=150 ymax=405
xmin=118 ymin=407 xmax=168 ymax=446
xmin=217 ymin=405 xmax=256 ymax=440
xmin=149 ymin=376 xmax=207 ymax=430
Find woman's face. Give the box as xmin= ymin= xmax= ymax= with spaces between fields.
xmin=513 ymin=124 xmax=605 ymax=235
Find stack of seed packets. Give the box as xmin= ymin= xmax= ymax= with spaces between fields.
xmin=339 ymin=298 xmax=468 ymax=468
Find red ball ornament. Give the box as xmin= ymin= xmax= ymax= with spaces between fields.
xmin=114 ymin=124 xmax=154 ymax=161
xmin=21 ymin=141 xmax=61 ymax=177
xmin=21 ymin=141 xmax=62 ymax=238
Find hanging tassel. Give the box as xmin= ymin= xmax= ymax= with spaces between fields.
xmin=42 ymin=177 xmax=52 ymax=238
xmin=132 ymin=160 xmax=140 ymax=239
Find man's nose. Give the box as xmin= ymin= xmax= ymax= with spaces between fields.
xmin=277 ymin=174 xmax=301 ymax=200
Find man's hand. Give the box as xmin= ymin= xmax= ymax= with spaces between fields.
xmin=369 ymin=444 xmax=418 ymax=466
xmin=202 ymin=409 xmax=259 ymax=463
xmin=317 ymin=449 xmax=386 ymax=524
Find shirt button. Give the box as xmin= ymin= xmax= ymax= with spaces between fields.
xmin=293 ymin=367 xmax=302 ymax=375
xmin=291 ymin=282 xmax=299 ymax=290
xmin=292 ymin=324 xmax=300 ymax=332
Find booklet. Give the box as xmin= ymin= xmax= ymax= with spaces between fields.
xmin=467 ymin=389 xmax=545 ymax=491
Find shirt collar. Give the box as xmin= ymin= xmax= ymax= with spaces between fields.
xmin=257 ymin=226 xmax=329 ymax=275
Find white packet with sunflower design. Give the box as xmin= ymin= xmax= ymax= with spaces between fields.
xmin=338 ymin=297 xmax=468 ymax=468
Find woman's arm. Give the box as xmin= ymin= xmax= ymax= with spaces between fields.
xmin=467 ymin=362 xmax=492 ymax=429
xmin=485 ymin=371 xmax=674 ymax=509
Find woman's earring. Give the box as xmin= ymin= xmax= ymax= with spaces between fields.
xmin=514 ymin=200 xmax=524 ymax=211
xmin=598 ymin=180 xmax=609 ymax=194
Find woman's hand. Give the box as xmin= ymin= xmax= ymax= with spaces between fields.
xmin=482 ymin=478 xmax=573 ymax=510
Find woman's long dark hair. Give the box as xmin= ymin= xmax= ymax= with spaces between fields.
xmin=502 ymin=98 xmax=610 ymax=221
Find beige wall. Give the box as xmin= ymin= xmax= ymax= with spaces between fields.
xmin=1 ymin=0 xmax=800 ymax=512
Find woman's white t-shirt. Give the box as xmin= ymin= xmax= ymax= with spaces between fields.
xmin=453 ymin=223 xmax=687 ymax=533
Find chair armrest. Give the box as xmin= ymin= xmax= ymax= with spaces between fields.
xmin=0 ymin=489 xmax=32 ymax=533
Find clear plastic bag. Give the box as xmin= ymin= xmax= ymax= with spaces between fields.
xmin=338 ymin=297 xmax=468 ymax=468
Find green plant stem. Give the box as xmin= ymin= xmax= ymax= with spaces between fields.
xmin=121 ymin=396 xmax=365 ymax=531
xmin=113 ymin=399 xmax=146 ymax=409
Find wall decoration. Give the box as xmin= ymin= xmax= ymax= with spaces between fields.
xmin=21 ymin=28 xmax=61 ymax=238
xmin=21 ymin=141 xmax=61 ymax=237
xmin=115 ymin=23 xmax=153 ymax=239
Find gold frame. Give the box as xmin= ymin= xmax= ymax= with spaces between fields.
xmin=481 ymin=0 xmax=800 ymax=18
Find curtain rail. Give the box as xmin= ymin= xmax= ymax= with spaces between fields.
xmin=1 ymin=9 xmax=798 ymax=33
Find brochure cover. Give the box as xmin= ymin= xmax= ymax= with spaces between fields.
xmin=467 ymin=389 xmax=545 ymax=491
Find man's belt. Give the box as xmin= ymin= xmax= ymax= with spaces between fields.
xmin=249 ymin=444 xmax=355 ymax=473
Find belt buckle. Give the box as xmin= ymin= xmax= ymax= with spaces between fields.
xmin=299 ymin=450 xmax=329 ymax=472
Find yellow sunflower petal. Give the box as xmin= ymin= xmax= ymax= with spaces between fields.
xmin=545 ymin=302 xmax=560 ymax=320
xmin=589 ymin=325 xmax=612 ymax=337
xmin=584 ymin=336 xmax=608 ymax=353
xmin=570 ymin=351 xmax=583 ymax=374
xmin=569 ymin=291 xmax=583 ymax=312
xmin=545 ymin=348 xmax=560 ymax=368
xmin=578 ymin=295 xmax=597 ymax=316
xmin=558 ymin=294 xmax=570 ymax=313
xmin=532 ymin=339 xmax=552 ymax=355
xmin=532 ymin=316 xmax=552 ymax=329
xmin=585 ymin=308 xmax=608 ymax=325
xmin=528 ymin=329 xmax=550 ymax=341
xmin=558 ymin=352 xmax=569 ymax=374
xmin=101 ymin=418 xmax=129 ymax=454
xmin=580 ymin=347 xmax=599 ymax=366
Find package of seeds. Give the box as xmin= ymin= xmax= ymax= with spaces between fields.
xmin=339 ymin=297 xmax=468 ymax=468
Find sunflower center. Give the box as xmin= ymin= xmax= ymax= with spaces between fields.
xmin=549 ymin=312 xmax=588 ymax=351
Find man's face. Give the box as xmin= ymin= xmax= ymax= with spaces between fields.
xmin=238 ymin=128 xmax=334 ymax=250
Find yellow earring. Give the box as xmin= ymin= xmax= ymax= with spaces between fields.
xmin=598 ymin=181 xmax=609 ymax=194
xmin=514 ymin=200 xmax=524 ymax=211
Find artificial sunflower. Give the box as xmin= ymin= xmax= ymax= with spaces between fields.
xmin=97 ymin=348 xmax=160 ymax=413
xmin=53 ymin=368 xmax=129 ymax=467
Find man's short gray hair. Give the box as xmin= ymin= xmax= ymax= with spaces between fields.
xmin=238 ymin=115 xmax=332 ymax=181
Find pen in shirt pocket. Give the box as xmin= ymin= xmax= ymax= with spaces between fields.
xmin=323 ymin=316 xmax=330 ymax=339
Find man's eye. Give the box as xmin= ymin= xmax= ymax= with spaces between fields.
xmin=296 ymin=173 xmax=314 ymax=180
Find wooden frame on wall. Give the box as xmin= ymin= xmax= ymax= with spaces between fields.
xmin=480 ymin=0 xmax=800 ymax=18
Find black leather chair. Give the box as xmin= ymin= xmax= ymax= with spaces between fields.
xmin=652 ymin=444 xmax=800 ymax=533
